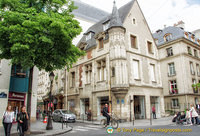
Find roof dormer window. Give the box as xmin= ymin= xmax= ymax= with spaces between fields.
xmin=184 ymin=32 xmax=189 ymax=39
xmin=103 ymin=21 xmax=110 ymax=31
xmin=164 ymin=33 xmax=172 ymax=42
xmin=86 ymin=32 xmax=92 ymax=41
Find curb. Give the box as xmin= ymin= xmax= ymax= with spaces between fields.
xmin=42 ymin=126 xmax=73 ymax=136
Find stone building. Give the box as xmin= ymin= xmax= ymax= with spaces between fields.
xmin=37 ymin=0 xmax=109 ymax=111
xmin=153 ymin=21 xmax=200 ymax=112
xmin=67 ymin=0 xmax=165 ymax=121
xmin=0 ymin=59 xmax=11 ymax=126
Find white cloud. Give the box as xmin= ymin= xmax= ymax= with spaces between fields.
xmin=78 ymin=0 xmax=200 ymax=32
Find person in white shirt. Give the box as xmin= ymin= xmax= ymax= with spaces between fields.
xmin=2 ymin=105 xmax=15 ymax=136
xmin=186 ymin=108 xmax=192 ymax=125
xmin=190 ymin=104 xmax=200 ymax=125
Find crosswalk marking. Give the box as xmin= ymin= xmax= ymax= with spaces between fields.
xmin=85 ymin=125 xmax=102 ymax=128
xmin=69 ymin=125 xmax=101 ymax=134
xmin=75 ymin=128 xmax=89 ymax=131
xmin=77 ymin=126 xmax=100 ymax=130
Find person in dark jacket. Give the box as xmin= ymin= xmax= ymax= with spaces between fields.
xmin=17 ymin=106 xmax=29 ymax=136
xmin=102 ymin=104 xmax=110 ymax=126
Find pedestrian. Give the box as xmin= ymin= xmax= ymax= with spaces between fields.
xmin=190 ymin=104 xmax=200 ymax=125
xmin=102 ymin=104 xmax=110 ymax=126
xmin=17 ymin=106 xmax=29 ymax=136
xmin=2 ymin=105 xmax=15 ymax=136
xmin=152 ymin=105 xmax=157 ymax=119
xmin=186 ymin=108 xmax=192 ymax=125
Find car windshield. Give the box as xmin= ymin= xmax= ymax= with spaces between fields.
xmin=61 ymin=110 xmax=73 ymax=114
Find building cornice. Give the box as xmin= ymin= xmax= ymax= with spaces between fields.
xmin=157 ymin=37 xmax=200 ymax=50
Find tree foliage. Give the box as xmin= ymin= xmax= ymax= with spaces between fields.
xmin=0 ymin=0 xmax=84 ymax=71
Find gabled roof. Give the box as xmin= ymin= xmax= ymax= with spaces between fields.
xmin=153 ymin=26 xmax=200 ymax=46
xmin=72 ymin=0 xmax=109 ymax=22
xmin=77 ymin=0 xmax=135 ymax=50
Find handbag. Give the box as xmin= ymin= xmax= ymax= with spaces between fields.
xmin=2 ymin=111 xmax=6 ymax=124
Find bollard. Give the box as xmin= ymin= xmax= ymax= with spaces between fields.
xmin=62 ymin=118 xmax=63 ymax=130
xmin=150 ymin=112 xmax=152 ymax=125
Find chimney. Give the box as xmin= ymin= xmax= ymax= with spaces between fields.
xmin=174 ymin=20 xmax=185 ymax=30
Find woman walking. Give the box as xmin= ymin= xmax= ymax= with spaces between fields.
xmin=2 ymin=105 xmax=15 ymax=136
xmin=190 ymin=104 xmax=200 ymax=125
xmin=17 ymin=106 xmax=29 ymax=136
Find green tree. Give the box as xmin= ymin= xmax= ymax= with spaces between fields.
xmin=0 ymin=0 xmax=84 ymax=132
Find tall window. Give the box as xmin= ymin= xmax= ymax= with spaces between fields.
xmin=97 ymin=60 xmax=106 ymax=81
xmin=132 ymin=60 xmax=140 ymax=79
xmin=169 ymin=80 xmax=178 ymax=94
xmin=190 ymin=62 xmax=195 ymax=75
xmin=132 ymin=18 xmax=136 ymax=24
xmin=166 ymin=47 xmax=173 ymax=57
xmin=147 ymin=41 xmax=153 ymax=54
xmin=99 ymin=38 xmax=104 ymax=49
xmin=168 ymin=63 xmax=175 ymax=76
xmin=171 ymin=99 xmax=179 ymax=108
xmin=71 ymin=72 xmax=75 ymax=87
xmin=194 ymin=49 xmax=198 ymax=57
xmin=111 ymin=67 xmax=115 ymax=77
xmin=130 ymin=35 xmax=137 ymax=48
xmin=188 ymin=47 xmax=192 ymax=55
xmin=150 ymin=64 xmax=156 ymax=81
xmin=192 ymin=79 xmax=198 ymax=93
xmin=197 ymin=64 xmax=200 ymax=76
xmin=85 ymin=64 xmax=92 ymax=84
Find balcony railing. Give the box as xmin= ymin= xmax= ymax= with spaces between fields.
xmin=168 ymin=71 xmax=176 ymax=77
xmin=193 ymin=88 xmax=198 ymax=93
xmin=169 ymin=89 xmax=178 ymax=94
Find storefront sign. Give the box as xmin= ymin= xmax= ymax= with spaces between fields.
xmin=9 ymin=92 xmax=26 ymax=101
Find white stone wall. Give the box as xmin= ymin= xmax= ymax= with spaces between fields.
xmin=0 ymin=59 xmax=11 ymax=126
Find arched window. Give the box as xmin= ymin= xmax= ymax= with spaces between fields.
xmin=164 ymin=33 xmax=172 ymax=42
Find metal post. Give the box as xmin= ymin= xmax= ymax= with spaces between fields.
xmin=150 ymin=108 xmax=152 ymax=125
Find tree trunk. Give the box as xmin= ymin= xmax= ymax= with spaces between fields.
xmin=27 ymin=67 xmax=34 ymax=134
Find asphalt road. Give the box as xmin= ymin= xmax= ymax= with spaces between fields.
xmin=62 ymin=122 xmax=200 ymax=136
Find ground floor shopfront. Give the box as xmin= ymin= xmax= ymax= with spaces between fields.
xmin=164 ymin=94 xmax=200 ymax=113
xmin=8 ymin=92 xmax=26 ymax=120
xmin=67 ymin=86 xmax=165 ymax=121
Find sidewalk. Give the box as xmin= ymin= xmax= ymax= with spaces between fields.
xmin=77 ymin=116 xmax=174 ymax=127
xmin=0 ymin=121 xmax=72 ymax=136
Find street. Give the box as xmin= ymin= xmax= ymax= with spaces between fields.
xmin=61 ymin=122 xmax=200 ymax=136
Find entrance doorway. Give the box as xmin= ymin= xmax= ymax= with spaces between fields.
xmin=134 ymin=95 xmax=146 ymax=119
xmin=150 ymin=96 xmax=160 ymax=118
xmin=80 ymin=98 xmax=90 ymax=120
xmin=97 ymin=96 xmax=109 ymax=120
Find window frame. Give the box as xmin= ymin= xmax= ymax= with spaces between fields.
xmin=99 ymin=38 xmax=104 ymax=49
xmin=147 ymin=41 xmax=153 ymax=54
xmin=166 ymin=47 xmax=173 ymax=57
xmin=130 ymin=35 xmax=137 ymax=49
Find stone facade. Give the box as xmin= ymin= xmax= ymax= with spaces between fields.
xmin=153 ymin=23 xmax=200 ymax=112
xmin=0 ymin=59 xmax=11 ymax=126
xmin=66 ymin=0 xmax=165 ymax=121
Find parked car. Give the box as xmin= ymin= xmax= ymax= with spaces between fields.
xmin=52 ymin=109 xmax=76 ymax=123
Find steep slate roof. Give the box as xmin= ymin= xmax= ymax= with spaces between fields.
xmin=73 ymin=0 xmax=109 ymax=22
xmin=153 ymin=26 xmax=200 ymax=46
xmin=77 ymin=0 xmax=135 ymax=50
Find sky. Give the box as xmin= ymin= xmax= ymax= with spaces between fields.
xmin=77 ymin=0 xmax=200 ymax=33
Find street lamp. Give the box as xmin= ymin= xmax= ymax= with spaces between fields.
xmin=46 ymin=72 xmax=55 ymax=130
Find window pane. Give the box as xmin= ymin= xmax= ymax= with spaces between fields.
xmin=133 ymin=60 xmax=139 ymax=79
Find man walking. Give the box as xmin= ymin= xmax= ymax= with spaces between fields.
xmin=152 ymin=105 xmax=157 ymax=119
xmin=102 ymin=104 xmax=110 ymax=126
